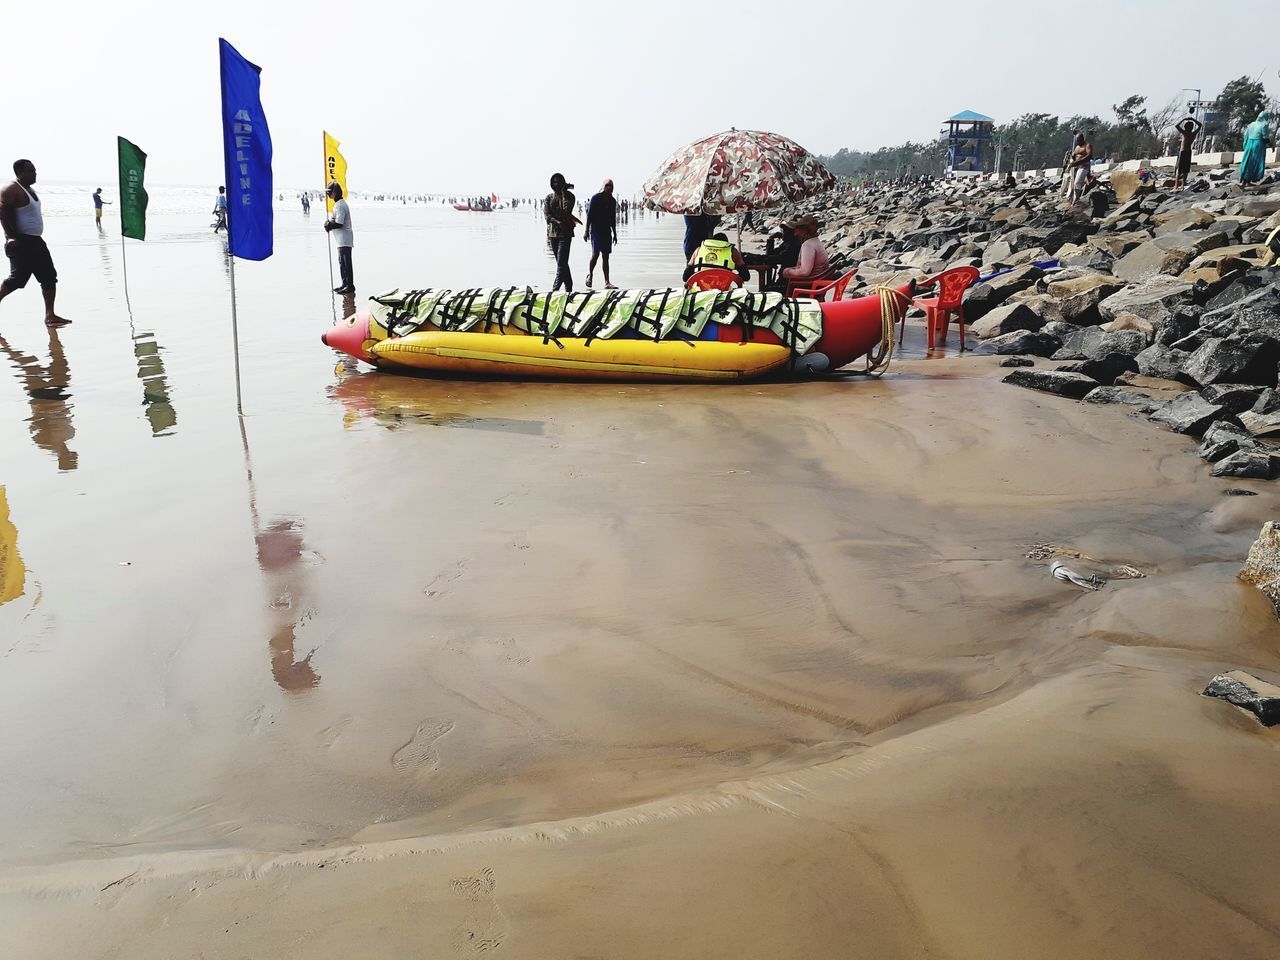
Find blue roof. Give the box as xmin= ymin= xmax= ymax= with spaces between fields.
xmin=946 ymin=110 xmax=994 ymax=123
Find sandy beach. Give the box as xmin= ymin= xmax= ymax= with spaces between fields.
xmin=2 ymin=200 xmax=1280 ymax=958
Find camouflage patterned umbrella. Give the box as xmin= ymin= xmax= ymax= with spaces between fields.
xmin=643 ymin=128 xmax=837 ymax=215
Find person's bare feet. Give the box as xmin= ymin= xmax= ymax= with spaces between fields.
xmin=45 ymin=315 xmax=71 ymax=327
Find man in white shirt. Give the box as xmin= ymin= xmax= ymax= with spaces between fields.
xmin=324 ymin=182 xmax=355 ymax=294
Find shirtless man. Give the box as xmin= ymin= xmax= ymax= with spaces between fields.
xmin=0 ymin=160 xmax=70 ymax=326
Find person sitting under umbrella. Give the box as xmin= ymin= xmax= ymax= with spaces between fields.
xmin=683 ymin=232 xmax=750 ymax=284
xmin=778 ymin=215 xmax=831 ymax=288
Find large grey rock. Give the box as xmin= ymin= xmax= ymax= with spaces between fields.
xmin=1045 ymin=274 xmax=1126 ymax=324
xmin=1199 ymin=384 xmax=1265 ymax=415
xmin=970 ymin=301 xmax=1042 ymax=339
xmin=1113 ymin=231 xmax=1229 ymax=282
xmin=1200 ymin=283 xmax=1280 ymax=343
xmin=1101 ymin=312 xmax=1156 ymax=344
xmin=1087 ymin=230 xmax=1150 ymax=258
xmin=1240 ymin=522 xmax=1280 ymax=617
xmin=1082 ymin=386 xmax=1162 ymax=413
xmin=1148 ymin=391 xmax=1226 ymax=435
xmin=1181 ymin=337 xmax=1280 ymax=388
xmin=1056 ymin=353 xmax=1138 ymax=385
xmin=1198 ymin=420 xmax=1256 ymax=462
xmin=1052 ymin=326 xmax=1105 ymax=361
xmin=1098 ymin=275 xmax=1195 ymax=324
xmin=984 ymin=330 xmax=1062 ymax=357
xmin=1094 ymin=330 xmax=1147 ymax=358
xmin=1237 ymin=410 xmax=1280 ymax=438
xmin=1211 ymin=449 xmax=1275 ymax=479
xmin=1136 ymin=344 xmax=1191 ymax=380
xmin=1153 ymin=208 xmax=1215 ymax=234
xmin=1002 ymin=368 xmax=1098 ymax=399
xmin=1202 ymin=671 xmax=1280 ymax=725
xmin=965 ymin=265 xmax=1044 ymax=320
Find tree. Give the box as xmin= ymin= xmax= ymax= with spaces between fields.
xmin=1112 ymin=95 xmax=1150 ymax=131
xmin=1216 ymin=75 xmax=1268 ymax=147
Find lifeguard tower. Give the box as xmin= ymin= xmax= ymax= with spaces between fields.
xmin=943 ymin=110 xmax=994 ymax=176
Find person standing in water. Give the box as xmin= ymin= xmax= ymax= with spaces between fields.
xmin=92 ymin=187 xmax=110 ymax=227
xmin=584 ymin=178 xmax=619 ymax=289
xmin=0 ymin=160 xmax=70 ymax=327
xmin=324 ymin=181 xmax=355 ymax=294
xmin=212 ymin=186 xmax=228 ymax=232
xmin=544 ymin=173 xmax=580 ymax=292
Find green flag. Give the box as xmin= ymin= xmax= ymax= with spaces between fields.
xmin=117 ymin=136 xmax=148 ymax=241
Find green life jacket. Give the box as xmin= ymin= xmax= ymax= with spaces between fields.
xmin=693 ymin=238 xmax=735 ymax=271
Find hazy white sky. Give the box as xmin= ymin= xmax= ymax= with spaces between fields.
xmin=10 ymin=0 xmax=1279 ymax=196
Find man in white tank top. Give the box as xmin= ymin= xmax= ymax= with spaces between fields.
xmin=0 ymin=159 xmax=70 ymax=326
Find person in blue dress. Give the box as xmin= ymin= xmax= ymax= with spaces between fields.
xmin=1239 ymin=111 xmax=1272 ymax=185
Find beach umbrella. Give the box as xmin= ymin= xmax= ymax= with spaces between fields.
xmin=642 ymin=128 xmax=837 ymax=215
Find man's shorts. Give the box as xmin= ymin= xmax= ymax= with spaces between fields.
xmin=4 ymin=235 xmax=57 ymax=289
xmin=591 ymin=232 xmax=612 ymax=255
xmin=1176 ymin=149 xmax=1193 ymax=179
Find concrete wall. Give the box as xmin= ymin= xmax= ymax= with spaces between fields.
xmin=990 ymin=147 xmax=1279 ymax=182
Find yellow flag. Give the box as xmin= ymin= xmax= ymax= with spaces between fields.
xmin=323 ymin=131 xmax=348 ymax=213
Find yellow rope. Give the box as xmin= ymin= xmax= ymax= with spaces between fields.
xmin=862 ymin=286 xmax=912 ymax=376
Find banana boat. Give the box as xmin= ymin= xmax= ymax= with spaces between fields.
xmin=322 ymin=282 xmax=913 ymax=382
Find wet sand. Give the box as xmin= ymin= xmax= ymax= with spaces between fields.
xmin=3 ymin=205 xmax=1280 ymax=957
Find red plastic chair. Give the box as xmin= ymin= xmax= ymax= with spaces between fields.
xmin=787 ymin=268 xmax=858 ymax=302
xmin=685 ymin=268 xmax=742 ymax=292
xmin=907 ymin=266 xmax=981 ymax=350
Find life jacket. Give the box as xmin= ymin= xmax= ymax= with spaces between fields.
xmin=693 ymin=238 xmax=736 ymax=272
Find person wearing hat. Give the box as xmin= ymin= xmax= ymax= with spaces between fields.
xmin=324 ymin=181 xmax=354 ymax=294
xmin=780 ymin=215 xmax=831 ymax=286
xmin=544 ymin=173 xmax=581 ymax=292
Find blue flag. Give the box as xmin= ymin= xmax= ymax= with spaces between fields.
xmin=218 ymin=38 xmax=273 ymax=261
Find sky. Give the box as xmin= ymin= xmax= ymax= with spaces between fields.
xmin=9 ymin=0 xmax=1279 ymax=196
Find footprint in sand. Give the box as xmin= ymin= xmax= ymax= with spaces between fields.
xmin=425 ymin=561 xmax=467 ymax=599
xmin=450 ymin=866 xmax=509 ymax=954
xmin=392 ymin=718 xmax=455 ymax=772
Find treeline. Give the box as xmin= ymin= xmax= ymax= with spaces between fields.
xmin=822 ymin=76 xmax=1276 ymax=179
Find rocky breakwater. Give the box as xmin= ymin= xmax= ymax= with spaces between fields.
xmin=764 ymin=168 xmax=1280 ymax=483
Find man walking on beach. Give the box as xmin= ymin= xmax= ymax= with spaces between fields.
xmin=0 ymin=160 xmax=70 ymax=327
xmin=92 ymin=188 xmax=110 ymax=227
xmin=213 ymin=186 xmax=228 ymax=232
xmin=584 ymin=179 xmax=618 ymax=289
xmin=544 ymin=173 xmax=580 ymax=292
xmin=324 ymin=182 xmax=355 ymax=294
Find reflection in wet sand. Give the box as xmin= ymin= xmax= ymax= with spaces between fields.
xmin=0 ymin=487 xmax=24 ymax=607
xmin=240 ymin=419 xmax=321 ymax=693
xmin=0 ymin=327 xmax=77 ymax=471
xmin=130 ymin=328 xmax=177 ymax=436
xmin=257 ymin=518 xmax=321 ymax=692
xmin=330 ymin=370 xmax=545 ymax=435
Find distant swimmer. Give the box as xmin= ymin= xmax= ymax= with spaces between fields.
xmin=213 ymin=186 xmax=228 ymax=232
xmin=92 ymin=187 xmax=110 ymax=227
xmin=324 ymin=181 xmax=355 ymax=294
xmin=0 ymin=159 xmax=70 ymax=327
